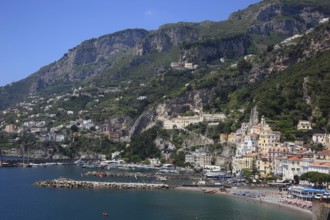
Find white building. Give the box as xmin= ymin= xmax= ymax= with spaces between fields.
xmin=164 ymin=116 xmax=202 ymax=129
xmin=309 ymin=161 xmax=330 ymax=174
xmin=312 ymin=133 xmax=330 ymax=147
xmin=185 ymin=152 xmax=212 ymax=167
xmin=149 ymin=158 xmax=161 ymax=166
xmin=201 ymin=113 xmax=226 ymax=122
xmin=55 ymin=134 xmax=65 ymax=142
xmin=300 ymin=158 xmax=313 ymax=174
xmin=282 ymin=156 xmax=303 ymax=180
xmin=236 ymin=134 xmax=258 ymax=157
xmin=297 ymin=120 xmax=312 ymax=130
xmin=162 ymin=112 xmax=226 ymax=130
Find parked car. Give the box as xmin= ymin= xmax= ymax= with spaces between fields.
xmin=314 ymin=194 xmax=323 ymax=199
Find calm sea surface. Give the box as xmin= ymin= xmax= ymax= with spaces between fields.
xmin=0 ymin=166 xmax=311 ymax=220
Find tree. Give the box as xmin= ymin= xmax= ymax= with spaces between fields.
xmin=172 ymin=151 xmax=186 ymax=167
xmin=70 ymin=125 xmax=79 ymax=133
xmin=241 ymin=168 xmax=252 ymax=178
xmin=251 ymin=159 xmax=259 ymax=177
xmin=300 ymin=172 xmax=330 ymax=187
xmin=126 ymin=126 xmax=161 ymax=162
xmin=237 ymin=58 xmax=252 ymax=74
xmin=293 ymin=175 xmax=300 ymax=185
xmin=311 ymin=143 xmax=325 ymax=152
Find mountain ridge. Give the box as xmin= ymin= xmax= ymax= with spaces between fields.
xmin=1 ymin=0 xmax=330 ymax=146
xmin=2 ymin=0 xmax=329 ymax=99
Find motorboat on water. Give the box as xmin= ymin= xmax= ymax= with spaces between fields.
xmin=0 ymin=162 xmax=15 ymax=167
xmin=102 ymin=212 xmax=109 ymax=217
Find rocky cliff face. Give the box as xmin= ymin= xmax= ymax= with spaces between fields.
xmin=182 ymin=34 xmax=251 ymax=63
xmin=231 ymin=1 xmax=329 ymax=36
xmin=139 ymin=25 xmax=198 ymax=54
xmin=29 ymin=29 xmax=149 ymax=93
xmin=164 ymin=90 xmax=214 ymax=117
xmin=7 ymin=1 xmax=330 ymax=96
xmin=128 ymin=89 xmax=215 ymax=138
xmin=176 ymin=2 xmax=330 ymax=64
xmin=128 ymin=107 xmax=158 ymax=137
xmin=249 ymin=21 xmax=330 ymax=82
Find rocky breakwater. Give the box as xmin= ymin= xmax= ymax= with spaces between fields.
xmin=34 ymin=178 xmax=169 ymax=190
xmin=84 ymin=171 xmax=154 ymax=179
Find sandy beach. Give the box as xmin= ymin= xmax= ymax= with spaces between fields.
xmin=175 ymin=186 xmax=313 ymax=217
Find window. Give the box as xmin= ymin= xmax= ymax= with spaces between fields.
xmin=291 ymin=168 xmax=295 ymax=171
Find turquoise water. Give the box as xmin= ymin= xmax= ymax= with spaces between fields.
xmin=0 ymin=166 xmax=311 ymax=220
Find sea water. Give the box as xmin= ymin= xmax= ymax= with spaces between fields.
xmin=0 ymin=166 xmax=311 ymax=220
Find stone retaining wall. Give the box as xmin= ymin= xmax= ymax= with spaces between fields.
xmin=312 ymin=200 xmax=330 ymax=220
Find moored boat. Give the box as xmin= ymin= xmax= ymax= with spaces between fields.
xmin=102 ymin=212 xmax=109 ymax=217
xmin=0 ymin=162 xmax=15 ymax=167
xmin=204 ymin=189 xmax=218 ymax=194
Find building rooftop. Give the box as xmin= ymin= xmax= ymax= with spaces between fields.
xmin=287 ymin=156 xmax=302 ymax=161
xmin=316 ymin=150 xmax=330 ymax=155
xmin=310 ymin=161 xmax=330 ymax=168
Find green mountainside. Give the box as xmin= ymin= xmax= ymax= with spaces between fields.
xmin=1 ymin=0 xmax=330 ymax=161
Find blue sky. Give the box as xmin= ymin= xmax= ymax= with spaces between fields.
xmin=0 ymin=0 xmax=260 ymax=86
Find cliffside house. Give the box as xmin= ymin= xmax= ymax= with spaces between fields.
xmin=4 ymin=124 xmax=16 ymax=133
xmin=297 ymin=120 xmax=312 ymax=130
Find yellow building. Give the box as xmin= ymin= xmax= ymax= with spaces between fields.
xmin=232 ymin=153 xmax=258 ymax=175
xmin=256 ymin=157 xmax=271 ymax=178
xmin=228 ymin=133 xmax=235 ymax=143
xmin=220 ymin=133 xmax=228 ymax=143
xmin=258 ymin=130 xmax=281 ymax=157
xmin=220 ymin=132 xmax=236 ymax=143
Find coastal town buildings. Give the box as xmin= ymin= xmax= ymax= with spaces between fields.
xmin=315 ymin=150 xmax=330 ymax=160
xmin=163 ymin=116 xmax=202 ymax=129
xmin=308 ymin=161 xmax=330 ymax=174
xmin=312 ymin=133 xmax=330 ymax=149
xmin=232 ymin=153 xmax=258 ymax=175
xmin=185 ymin=151 xmax=212 ymax=167
xmin=230 ymin=108 xmax=330 ymax=180
xmin=236 ymin=134 xmax=258 ymax=157
xmin=1 ymin=88 xmax=330 ymax=182
xmin=256 ymin=157 xmax=271 ymax=177
xmin=162 ymin=113 xmax=226 ymax=130
xmin=282 ymin=156 xmax=303 ymax=180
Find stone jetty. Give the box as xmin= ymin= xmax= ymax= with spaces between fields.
xmin=84 ymin=171 xmax=201 ymax=180
xmin=84 ymin=171 xmax=153 ymax=179
xmin=34 ymin=178 xmax=169 ymax=190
